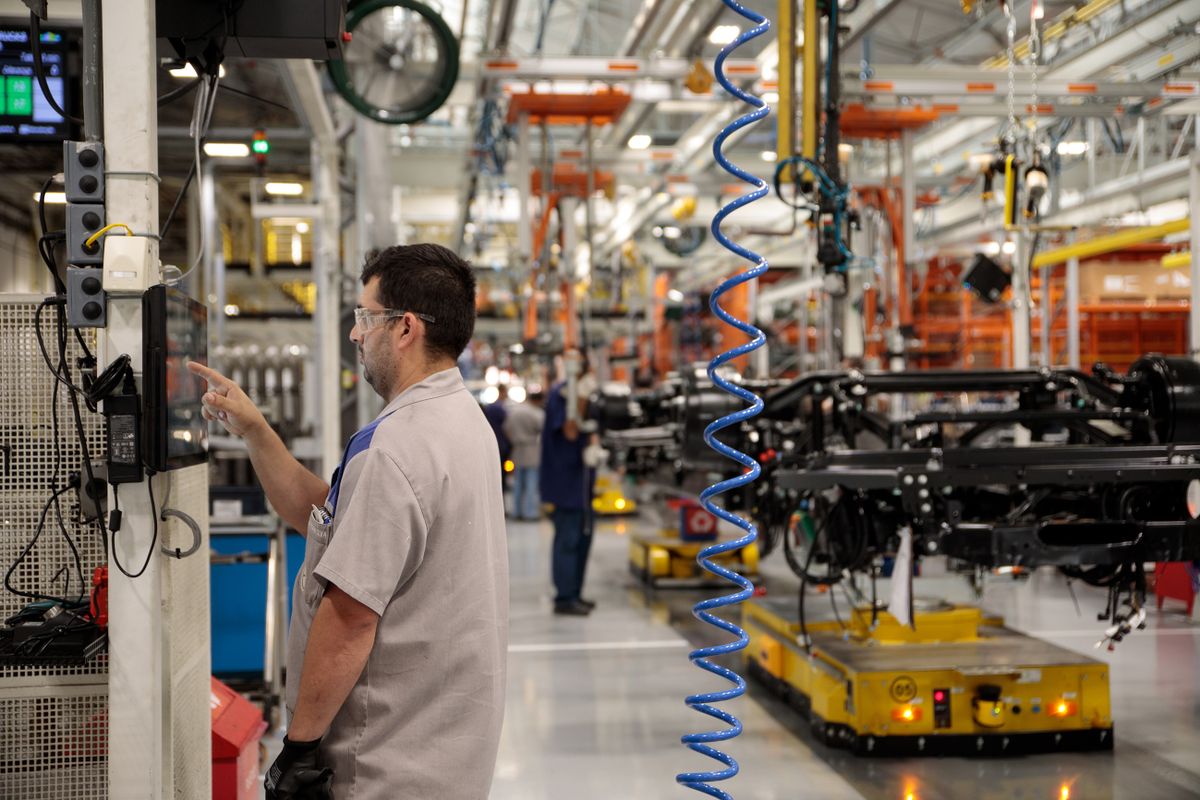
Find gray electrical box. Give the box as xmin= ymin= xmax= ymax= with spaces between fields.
xmin=64 ymin=141 xmax=105 ymax=204
xmin=66 ymin=267 xmax=107 ymax=329
xmin=67 ymin=203 xmax=106 ymax=266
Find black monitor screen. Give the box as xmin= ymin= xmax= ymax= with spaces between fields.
xmin=144 ymin=285 xmax=208 ymax=471
xmin=0 ymin=26 xmax=70 ymax=141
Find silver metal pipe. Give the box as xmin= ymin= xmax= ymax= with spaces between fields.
xmin=81 ymin=0 xmax=103 ymax=141
xmin=1067 ymin=231 xmax=1080 ymax=369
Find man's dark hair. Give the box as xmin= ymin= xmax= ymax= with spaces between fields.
xmin=361 ymin=243 xmax=477 ymax=360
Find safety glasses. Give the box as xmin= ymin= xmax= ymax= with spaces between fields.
xmin=353 ymin=307 xmax=436 ymax=332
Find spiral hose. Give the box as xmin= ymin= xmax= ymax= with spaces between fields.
xmin=675 ymin=3 xmax=770 ymax=797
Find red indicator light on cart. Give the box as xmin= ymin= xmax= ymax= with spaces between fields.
xmin=934 ymin=690 xmax=945 ymax=702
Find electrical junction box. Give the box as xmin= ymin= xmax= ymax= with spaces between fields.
xmin=65 ymin=266 xmax=106 ymax=328
xmin=64 ymin=140 xmax=105 ymax=204
xmin=102 ymin=236 xmax=158 ymax=294
xmin=67 ymin=203 xmax=105 ymax=266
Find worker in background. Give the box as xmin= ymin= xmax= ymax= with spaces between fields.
xmin=482 ymin=382 xmax=511 ymax=480
xmin=504 ymin=389 xmax=545 ymax=521
xmin=540 ymin=352 xmax=607 ymax=616
xmin=189 ymin=244 xmax=507 ymax=800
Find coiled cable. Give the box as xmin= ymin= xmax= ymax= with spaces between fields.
xmin=675 ymin=2 xmax=770 ymax=797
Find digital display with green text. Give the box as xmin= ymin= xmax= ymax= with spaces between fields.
xmin=0 ymin=27 xmax=69 ymax=140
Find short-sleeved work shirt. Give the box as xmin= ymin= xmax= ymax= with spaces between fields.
xmin=286 ymin=367 xmax=508 ymax=800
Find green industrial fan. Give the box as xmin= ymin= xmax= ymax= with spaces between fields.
xmin=329 ymin=0 xmax=459 ymax=125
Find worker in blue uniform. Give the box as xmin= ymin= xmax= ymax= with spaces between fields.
xmin=540 ymin=353 xmax=606 ymax=616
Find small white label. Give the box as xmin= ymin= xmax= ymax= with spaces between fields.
xmin=212 ymin=499 xmax=242 ymax=520
xmin=1017 ymin=669 xmax=1042 ymax=684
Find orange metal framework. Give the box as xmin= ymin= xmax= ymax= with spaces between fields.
xmin=513 ymin=90 xmax=630 ymax=349
xmin=909 ymin=259 xmax=1190 ymax=372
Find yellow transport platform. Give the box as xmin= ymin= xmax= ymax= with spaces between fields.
xmin=743 ymin=595 xmax=1113 ymax=756
xmin=593 ymin=476 xmax=638 ymax=516
xmin=628 ymin=532 xmax=759 ymax=588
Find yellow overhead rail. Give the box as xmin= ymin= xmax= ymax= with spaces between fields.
xmin=1162 ymin=251 xmax=1192 ymax=269
xmin=1031 ymin=218 xmax=1191 ymax=268
xmin=984 ymin=0 xmax=1120 ymax=68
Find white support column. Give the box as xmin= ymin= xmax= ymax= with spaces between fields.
xmin=900 ymin=126 xmax=915 ymax=319
xmin=1190 ymin=151 xmax=1200 ymax=361
xmin=355 ymin=123 xmax=389 ymax=429
xmin=286 ymin=61 xmax=342 ymax=479
xmin=1066 ymin=232 xmax=1081 ymax=370
xmin=516 ymin=112 xmax=532 ymax=265
xmin=100 ymin=0 xmax=165 ymax=797
xmin=203 ymin=162 xmax=225 ymax=349
xmin=1039 ymin=264 xmax=1051 ymax=366
xmin=1011 ymin=230 xmax=1031 ymax=370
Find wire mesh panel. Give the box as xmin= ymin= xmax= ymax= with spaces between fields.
xmin=0 ymin=298 xmax=107 ymax=633
xmin=163 ymin=465 xmax=211 ymax=798
xmin=0 ymin=690 xmax=108 ymax=800
xmin=0 ymin=297 xmax=108 ymax=798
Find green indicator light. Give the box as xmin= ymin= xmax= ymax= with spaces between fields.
xmin=252 ymin=139 xmax=270 ymax=154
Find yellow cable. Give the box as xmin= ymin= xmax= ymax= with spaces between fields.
xmin=84 ymin=223 xmax=134 ymax=248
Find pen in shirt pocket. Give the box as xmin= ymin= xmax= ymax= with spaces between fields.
xmin=311 ymin=504 xmax=332 ymax=526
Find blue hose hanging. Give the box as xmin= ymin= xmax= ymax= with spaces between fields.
xmin=675 ymin=3 xmax=770 ymax=798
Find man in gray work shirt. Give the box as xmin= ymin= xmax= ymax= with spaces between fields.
xmin=190 ymin=244 xmax=508 ymax=800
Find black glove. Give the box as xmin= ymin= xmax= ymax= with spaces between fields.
xmin=265 ymin=736 xmax=334 ymax=800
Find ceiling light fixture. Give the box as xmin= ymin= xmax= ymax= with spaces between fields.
xmin=37 ymin=191 xmax=67 ymax=204
xmin=168 ymin=63 xmax=226 ymax=79
xmin=203 ymin=142 xmax=250 ymax=158
xmin=628 ymin=134 xmax=653 ymax=150
xmin=709 ymin=25 xmax=740 ymax=45
xmin=264 ymin=182 xmax=305 ymax=197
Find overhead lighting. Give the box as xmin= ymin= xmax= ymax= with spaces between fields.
xmin=224 ymin=304 xmax=240 ymax=317
xmin=295 ymin=221 xmax=310 ymax=234
xmin=628 ymin=133 xmax=653 ymax=150
xmin=169 ymin=63 xmax=226 ymax=79
xmin=709 ymin=25 xmax=740 ymax=45
xmin=838 ymin=143 xmax=854 ymax=157
xmin=762 ymin=91 xmax=779 ymax=104
xmin=969 ymin=152 xmax=996 ymax=169
xmin=291 ymin=235 xmax=303 ymax=265
xmin=1057 ymin=140 xmax=1089 ymax=156
xmin=760 ymin=150 xmax=777 ymax=162
xmin=481 ymin=386 xmax=500 ymax=404
xmin=37 ymin=191 xmax=67 ymax=204
xmin=662 ymin=226 xmax=682 ymax=239
xmin=509 ymin=385 xmax=527 ymax=403
xmin=203 ymin=142 xmax=250 ymax=158
xmin=1002 ymin=240 xmax=1017 ymax=255
xmin=264 ymin=182 xmax=304 ymax=196
xmin=667 ymin=289 xmax=685 ymax=302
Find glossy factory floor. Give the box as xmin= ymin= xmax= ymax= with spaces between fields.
xmin=491 ymin=510 xmax=1200 ymax=800
xmin=261 ymin=507 xmax=1200 ymax=799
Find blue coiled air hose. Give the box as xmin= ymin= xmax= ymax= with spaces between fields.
xmin=675 ymin=2 xmax=770 ymax=798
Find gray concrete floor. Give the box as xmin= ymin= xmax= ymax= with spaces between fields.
xmin=493 ymin=512 xmax=1200 ymax=800
xmin=263 ymin=509 xmax=1200 ymax=799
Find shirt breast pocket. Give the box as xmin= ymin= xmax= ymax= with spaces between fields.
xmin=300 ymin=512 xmax=333 ymax=608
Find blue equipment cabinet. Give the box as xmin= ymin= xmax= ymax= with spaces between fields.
xmin=210 ymin=529 xmax=306 ymax=676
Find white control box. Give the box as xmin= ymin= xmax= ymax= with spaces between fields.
xmin=102 ymin=235 xmax=158 ymax=294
